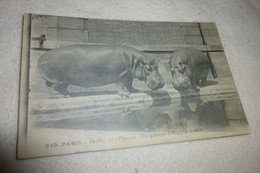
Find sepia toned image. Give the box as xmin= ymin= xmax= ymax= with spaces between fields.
xmin=17 ymin=13 xmax=250 ymax=159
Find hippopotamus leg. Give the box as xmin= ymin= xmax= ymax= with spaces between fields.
xmin=45 ymin=81 xmax=69 ymax=96
xmin=190 ymin=74 xmax=200 ymax=91
xmin=125 ymin=78 xmax=139 ymax=93
xmin=199 ymin=75 xmax=208 ymax=86
xmin=46 ymin=80 xmax=53 ymax=87
xmin=117 ymin=73 xmax=139 ymax=97
xmin=117 ymin=82 xmax=130 ymax=97
xmin=54 ymin=82 xmax=69 ymax=95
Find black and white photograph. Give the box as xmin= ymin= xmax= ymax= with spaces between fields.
xmin=17 ymin=13 xmax=250 ymax=159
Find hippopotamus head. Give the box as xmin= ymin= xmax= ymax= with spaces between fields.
xmin=169 ymin=47 xmax=210 ymax=92
xmin=169 ymin=50 xmax=191 ymax=76
xmin=136 ymin=59 xmax=165 ymax=90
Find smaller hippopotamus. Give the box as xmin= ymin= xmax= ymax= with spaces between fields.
xmin=169 ymin=47 xmax=210 ymax=91
xmin=38 ymin=45 xmax=165 ymax=97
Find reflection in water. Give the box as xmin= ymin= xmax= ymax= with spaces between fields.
xmin=122 ymin=108 xmax=172 ymax=131
xmin=35 ymin=87 xmax=229 ymax=131
xmin=178 ymin=89 xmax=229 ymax=129
xmin=197 ymin=101 xmax=229 ymax=127
xmin=35 ymin=108 xmax=173 ymax=131
xmin=36 ymin=96 xmax=229 ymax=131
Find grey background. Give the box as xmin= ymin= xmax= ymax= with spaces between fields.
xmin=0 ymin=0 xmax=259 ymax=172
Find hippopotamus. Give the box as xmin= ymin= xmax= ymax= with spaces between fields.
xmin=169 ymin=47 xmax=210 ymax=91
xmin=38 ymin=45 xmax=165 ymax=97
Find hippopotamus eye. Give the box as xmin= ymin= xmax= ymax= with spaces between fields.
xmin=179 ymin=62 xmax=182 ymax=66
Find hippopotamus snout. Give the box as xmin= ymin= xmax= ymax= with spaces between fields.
xmin=145 ymin=70 xmax=165 ymax=90
xmin=152 ymin=80 xmax=165 ymax=90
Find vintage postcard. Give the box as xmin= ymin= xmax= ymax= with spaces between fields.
xmin=17 ymin=13 xmax=250 ymax=159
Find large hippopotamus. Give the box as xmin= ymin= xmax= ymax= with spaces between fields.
xmin=38 ymin=45 xmax=165 ymax=96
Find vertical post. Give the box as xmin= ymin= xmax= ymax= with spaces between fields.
xmin=198 ymin=23 xmax=217 ymax=78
